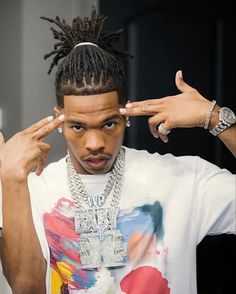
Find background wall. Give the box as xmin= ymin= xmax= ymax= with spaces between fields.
xmin=100 ymin=1 xmax=236 ymax=293
xmin=0 ymin=0 xmax=98 ymax=163
xmin=0 ymin=0 xmax=98 ymax=292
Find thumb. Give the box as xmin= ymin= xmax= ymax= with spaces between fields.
xmin=175 ymin=70 xmax=196 ymax=93
xmin=0 ymin=131 xmax=5 ymax=144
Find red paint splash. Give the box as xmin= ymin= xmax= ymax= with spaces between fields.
xmin=120 ymin=266 xmax=170 ymax=294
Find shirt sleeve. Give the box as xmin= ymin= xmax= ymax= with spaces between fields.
xmin=195 ymin=156 xmax=236 ymax=243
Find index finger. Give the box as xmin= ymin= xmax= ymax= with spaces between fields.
xmin=33 ymin=114 xmax=65 ymax=139
xmin=23 ymin=116 xmax=55 ymax=135
xmin=120 ymin=99 xmax=163 ymax=117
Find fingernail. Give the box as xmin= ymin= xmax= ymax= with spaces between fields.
xmin=119 ymin=108 xmax=126 ymax=114
xmin=153 ymin=133 xmax=159 ymax=139
xmin=178 ymin=70 xmax=183 ymax=79
xmin=47 ymin=116 xmax=54 ymax=121
xmin=163 ymin=137 xmax=168 ymax=143
xmin=58 ymin=114 xmax=65 ymax=121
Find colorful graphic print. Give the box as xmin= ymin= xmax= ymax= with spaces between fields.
xmin=117 ymin=203 xmax=170 ymax=293
xmin=44 ymin=198 xmax=98 ymax=293
xmin=120 ymin=266 xmax=170 ymax=294
xmin=44 ymin=198 xmax=170 ymax=293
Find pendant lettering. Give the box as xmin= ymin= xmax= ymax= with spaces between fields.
xmin=78 ymin=230 xmax=128 ymax=269
xmin=88 ymin=195 xmax=105 ymax=207
xmin=74 ymin=207 xmax=118 ymax=234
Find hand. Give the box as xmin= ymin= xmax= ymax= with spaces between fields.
xmin=0 ymin=115 xmax=64 ymax=179
xmin=120 ymin=70 xmax=214 ymax=143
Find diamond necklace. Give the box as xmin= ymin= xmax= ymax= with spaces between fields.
xmin=67 ymin=147 xmax=125 ymax=209
xmin=66 ymin=148 xmax=128 ymax=269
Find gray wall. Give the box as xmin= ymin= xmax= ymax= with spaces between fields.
xmin=0 ymin=0 xmax=99 ymax=162
xmin=0 ymin=0 xmax=98 ymax=292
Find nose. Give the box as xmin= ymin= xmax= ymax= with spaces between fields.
xmin=84 ymin=129 xmax=105 ymax=152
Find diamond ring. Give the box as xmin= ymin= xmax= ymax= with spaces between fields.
xmin=158 ymin=123 xmax=171 ymax=136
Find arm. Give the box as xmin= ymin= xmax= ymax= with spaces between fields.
xmin=120 ymin=70 xmax=236 ymax=156
xmin=0 ymin=178 xmax=46 ymax=294
xmin=0 ymin=115 xmax=64 ymax=294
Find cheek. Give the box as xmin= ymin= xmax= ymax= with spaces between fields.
xmin=108 ymin=128 xmax=125 ymax=146
xmin=63 ymin=129 xmax=82 ymax=147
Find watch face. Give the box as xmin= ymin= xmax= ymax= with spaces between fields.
xmin=220 ymin=107 xmax=236 ymax=124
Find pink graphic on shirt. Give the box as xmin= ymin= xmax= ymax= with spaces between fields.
xmin=44 ymin=198 xmax=97 ymax=289
xmin=120 ymin=266 xmax=170 ymax=294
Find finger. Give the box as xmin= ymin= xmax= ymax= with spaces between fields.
xmin=158 ymin=132 xmax=169 ymax=143
xmin=0 ymin=132 xmax=5 ymax=144
xmin=126 ymin=98 xmax=165 ymax=108
xmin=35 ymin=143 xmax=51 ymax=176
xmin=23 ymin=116 xmax=54 ymax=135
xmin=33 ymin=114 xmax=65 ymax=140
xmin=120 ymin=103 xmax=162 ymax=117
xmin=148 ymin=114 xmax=171 ymax=143
xmin=175 ymin=70 xmax=196 ymax=93
xmin=148 ymin=114 xmax=165 ymax=138
xmin=158 ymin=121 xmax=171 ymax=143
xmin=35 ymin=153 xmax=48 ymax=176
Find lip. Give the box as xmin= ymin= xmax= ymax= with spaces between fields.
xmin=85 ymin=158 xmax=110 ymax=170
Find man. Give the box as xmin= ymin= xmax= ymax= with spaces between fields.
xmin=0 ymin=9 xmax=235 ymax=294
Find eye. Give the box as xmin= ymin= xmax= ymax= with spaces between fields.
xmin=104 ymin=121 xmax=116 ymax=130
xmin=72 ymin=125 xmax=85 ymax=132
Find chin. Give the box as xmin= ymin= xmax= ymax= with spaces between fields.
xmin=84 ymin=165 xmax=111 ymax=175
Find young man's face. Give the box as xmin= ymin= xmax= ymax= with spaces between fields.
xmin=59 ymin=91 xmax=126 ymax=175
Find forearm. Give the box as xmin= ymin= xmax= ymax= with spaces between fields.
xmin=1 ymin=176 xmax=46 ymax=294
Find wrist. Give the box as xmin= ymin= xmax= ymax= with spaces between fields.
xmin=209 ymin=106 xmax=236 ymax=136
xmin=1 ymin=168 xmax=28 ymax=184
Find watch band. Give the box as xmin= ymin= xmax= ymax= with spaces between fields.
xmin=210 ymin=121 xmax=231 ymax=136
xmin=209 ymin=106 xmax=236 ymax=136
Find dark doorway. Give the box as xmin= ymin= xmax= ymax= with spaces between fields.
xmin=100 ymin=1 xmax=236 ymax=293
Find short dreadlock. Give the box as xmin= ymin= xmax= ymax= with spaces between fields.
xmin=41 ymin=7 xmax=132 ymax=107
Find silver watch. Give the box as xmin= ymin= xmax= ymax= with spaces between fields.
xmin=210 ymin=107 xmax=236 ymax=136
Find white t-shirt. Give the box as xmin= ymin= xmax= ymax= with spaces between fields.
xmin=0 ymin=147 xmax=235 ymax=294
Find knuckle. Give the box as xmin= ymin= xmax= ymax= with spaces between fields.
xmin=32 ymin=124 xmax=39 ymax=131
xmin=41 ymin=142 xmax=51 ymax=151
xmin=42 ymin=126 xmax=49 ymax=133
xmin=31 ymin=132 xmax=39 ymax=139
xmin=15 ymin=131 xmax=23 ymax=137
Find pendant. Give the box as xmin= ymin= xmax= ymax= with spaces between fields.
xmin=74 ymin=207 xmax=119 ymax=234
xmin=87 ymin=195 xmax=105 ymax=207
xmin=78 ymin=230 xmax=128 ymax=269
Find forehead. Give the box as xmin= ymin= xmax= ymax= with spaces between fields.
xmin=63 ymin=91 xmax=120 ymax=121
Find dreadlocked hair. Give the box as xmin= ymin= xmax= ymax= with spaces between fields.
xmin=41 ymin=7 xmax=132 ymax=107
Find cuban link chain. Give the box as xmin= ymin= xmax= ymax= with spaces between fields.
xmin=66 ymin=147 xmax=128 ymax=268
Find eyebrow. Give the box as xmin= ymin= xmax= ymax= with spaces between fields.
xmin=66 ymin=114 xmax=122 ymax=125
